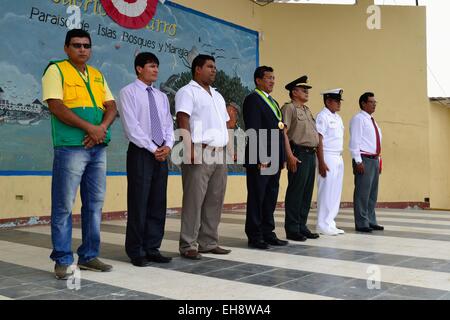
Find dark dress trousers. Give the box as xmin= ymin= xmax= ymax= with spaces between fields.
xmin=243 ymin=92 xmax=286 ymax=243
xmin=125 ymin=142 xmax=168 ymax=259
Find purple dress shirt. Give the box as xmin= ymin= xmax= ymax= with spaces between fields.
xmin=119 ymin=79 xmax=174 ymax=153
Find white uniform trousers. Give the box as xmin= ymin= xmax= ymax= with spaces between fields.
xmin=316 ymin=152 xmax=344 ymax=233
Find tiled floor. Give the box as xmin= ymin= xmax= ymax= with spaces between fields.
xmin=0 ymin=208 xmax=449 ymax=300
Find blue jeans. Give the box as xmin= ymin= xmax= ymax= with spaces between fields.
xmin=50 ymin=145 xmax=106 ymax=265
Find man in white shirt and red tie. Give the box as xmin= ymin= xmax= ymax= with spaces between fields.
xmin=349 ymin=92 xmax=384 ymax=232
xmin=119 ymin=52 xmax=174 ymax=266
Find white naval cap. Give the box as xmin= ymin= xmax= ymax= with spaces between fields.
xmin=321 ymin=88 xmax=344 ymax=101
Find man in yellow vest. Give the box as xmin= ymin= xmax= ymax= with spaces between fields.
xmin=42 ymin=29 xmax=117 ymax=280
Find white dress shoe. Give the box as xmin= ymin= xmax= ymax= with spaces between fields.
xmin=317 ymin=228 xmax=339 ymax=236
xmin=333 ymin=227 xmax=345 ymax=234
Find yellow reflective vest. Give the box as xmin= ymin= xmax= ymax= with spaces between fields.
xmin=44 ymin=59 xmax=110 ymax=146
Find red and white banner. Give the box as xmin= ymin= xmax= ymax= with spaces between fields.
xmin=100 ymin=0 xmax=158 ymax=29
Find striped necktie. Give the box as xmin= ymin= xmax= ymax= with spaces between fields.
xmin=146 ymin=86 xmax=164 ymax=147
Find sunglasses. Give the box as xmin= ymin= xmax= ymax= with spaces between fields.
xmin=70 ymin=43 xmax=91 ymax=49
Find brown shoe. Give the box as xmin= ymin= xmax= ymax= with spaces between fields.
xmin=199 ymin=246 xmax=231 ymax=254
xmin=181 ymin=250 xmax=202 ymax=260
xmin=54 ymin=264 xmax=71 ymax=280
xmin=78 ymin=258 xmax=113 ymax=272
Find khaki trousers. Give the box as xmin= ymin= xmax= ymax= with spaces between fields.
xmin=179 ymin=162 xmax=227 ymax=253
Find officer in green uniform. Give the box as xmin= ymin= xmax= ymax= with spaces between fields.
xmin=282 ymin=76 xmax=320 ymax=241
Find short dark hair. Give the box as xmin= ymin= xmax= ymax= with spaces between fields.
xmin=65 ymin=29 xmax=91 ymax=47
xmin=191 ymin=54 xmax=215 ymax=78
xmin=134 ymin=52 xmax=160 ymax=76
xmin=254 ymin=66 xmax=273 ymax=86
xmin=359 ymin=92 xmax=375 ymax=109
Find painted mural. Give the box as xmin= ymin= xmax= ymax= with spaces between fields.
xmin=0 ymin=0 xmax=258 ymax=174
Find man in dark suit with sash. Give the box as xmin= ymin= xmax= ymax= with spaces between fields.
xmin=243 ymin=66 xmax=288 ymax=249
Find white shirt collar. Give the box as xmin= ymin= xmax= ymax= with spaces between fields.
xmin=135 ymin=79 xmax=154 ymax=90
xmin=360 ymin=110 xmax=372 ymax=118
xmin=189 ymin=80 xmax=214 ymax=92
xmin=323 ymin=106 xmax=336 ymax=116
xmin=257 ymin=89 xmax=270 ymax=97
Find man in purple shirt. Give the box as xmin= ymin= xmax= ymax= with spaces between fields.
xmin=119 ymin=52 xmax=174 ymax=267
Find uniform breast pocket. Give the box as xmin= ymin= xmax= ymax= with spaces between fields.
xmin=297 ymin=112 xmax=306 ymax=121
xmin=328 ymin=121 xmax=338 ymax=129
xmin=329 ymin=121 xmax=344 ymax=138
xmin=63 ymin=81 xmax=87 ymax=101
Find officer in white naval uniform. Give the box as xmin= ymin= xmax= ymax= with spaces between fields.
xmin=315 ymin=89 xmax=345 ymax=236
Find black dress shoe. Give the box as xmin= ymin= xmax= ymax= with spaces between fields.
xmin=146 ymin=252 xmax=172 ymax=263
xmin=369 ymin=224 xmax=384 ymax=231
xmin=286 ymin=233 xmax=307 ymax=242
xmin=248 ymin=240 xmax=269 ymax=250
xmin=131 ymin=257 xmax=152 ymax=267
xmin=355 ymin=227 xmax=373 ymax=233
xmin=264 ymin=238 xmax=288 ymax=246
xmin=301 ymin=230 xmax=320 ymax=239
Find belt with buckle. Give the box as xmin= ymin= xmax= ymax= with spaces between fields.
xmin=361 ymin=154 xmax=379 ymax=159
xmin=297 ymin=145 xmax=317 ymax=153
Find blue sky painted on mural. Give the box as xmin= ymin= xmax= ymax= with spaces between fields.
xmin=0 ymin=0 xmax=257 ymax=102
xmin=0 ymin=0 xmax=258 ymax=173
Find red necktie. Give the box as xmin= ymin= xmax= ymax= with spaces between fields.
xmin=371 ymin=117 xmax=381 ymax=155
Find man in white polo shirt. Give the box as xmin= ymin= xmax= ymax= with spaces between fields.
xmin=316 ymin=89 xmax=345 ymax=236
xmin=175 ymin=54 xmax=231 ymax=260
